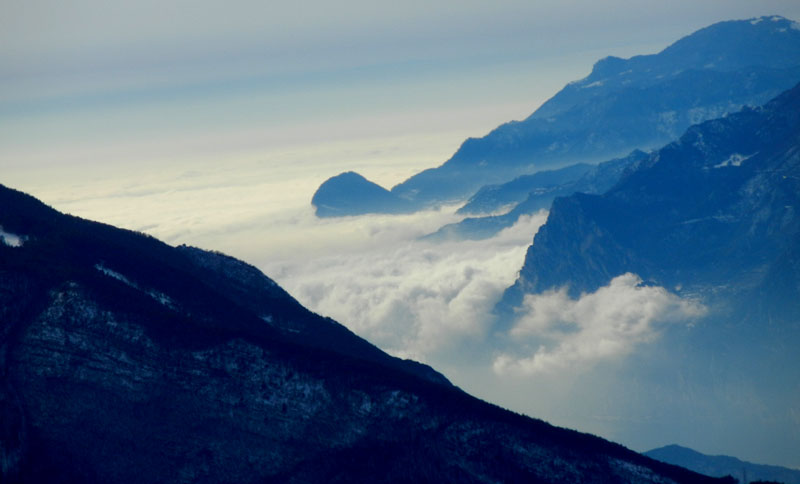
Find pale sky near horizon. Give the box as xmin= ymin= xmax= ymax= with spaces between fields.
xmin=4 ymin=1 xmax=800 ymax=256
xmin=3 ymin=0 xmax=800 ymax=469
xmin=4 ymin=0 xmax=800 ymax=199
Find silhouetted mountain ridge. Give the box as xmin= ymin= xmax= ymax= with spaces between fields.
xmin=0 ymin=184 xmax=728 ymax=483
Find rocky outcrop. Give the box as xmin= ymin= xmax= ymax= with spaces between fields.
xmin=501 ymin=81 xmax=800 ymax=303
xmin=312 ymin=171 xmax=414 ymax=217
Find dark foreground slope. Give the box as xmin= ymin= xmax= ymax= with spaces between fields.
xmin=0 ymin=185 xmax=726 ymax=483
xmin=314 ymin=16 xmax=800 ymax=215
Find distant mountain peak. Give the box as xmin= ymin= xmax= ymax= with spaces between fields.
xmin=311 ymin=171 xmax=414 ymax=217
xmin=313 ymin=16 xmax=800 ymax=216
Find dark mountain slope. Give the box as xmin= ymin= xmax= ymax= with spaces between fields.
xmin=0 ymin=185 xmax=445 ymax=385
xmin=0 ymin=184 xmax=727 ymax=483
xmin=172 ymin=245 xmax=448 ymax=384
xmin=502 ymin=81 xmax=800 ymax=303
xmin=314 ymin=16 xmax=800 ymax=215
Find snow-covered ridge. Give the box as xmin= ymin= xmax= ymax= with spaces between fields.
xmin=94 ymin=263 xmax=176 ymax=309
xmin=0 ymin=226 xmax=25 ymax=247
xmin=750 ymin=15 xmax=789 ymax=25
xmin=714 ymin=153 xmax=753 ymax=168
xmin=581 ymin=80 xmax=604 ymax=89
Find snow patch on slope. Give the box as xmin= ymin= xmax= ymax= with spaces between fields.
xmin=581 ymin=80 xmax=604 ymax=89
xmin=0 ymin=226 xmax=25 ymax=247
xmin=94 ymin=263 xmax=176 ymax=309
xmin=714 ymin=153 xmax=753 ymax=168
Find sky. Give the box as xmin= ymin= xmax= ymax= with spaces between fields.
xmin=3 ymin=0 xmax=800 ymax=469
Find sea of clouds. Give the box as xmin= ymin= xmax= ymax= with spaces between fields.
xmin=494 ymin=273 xmax=706 ymax=376
xmin=259 ymin=206 xmax=707 ymax=393
xmin=266 ymin=210 xmax=549 ymax=362
xmin=10 ymin=146 xmax=712 ymax=455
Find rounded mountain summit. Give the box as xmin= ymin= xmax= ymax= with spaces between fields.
xmin=312 ymin=171 xmax=415 ymax=217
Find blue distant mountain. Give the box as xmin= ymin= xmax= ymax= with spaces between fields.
xmin=457 ymin=162 xmax=596 ymax=216
xmin=312 ymin=171 xmax=414 ymax=217
xmin=497 ymin=81 xmax=800 ymax=468
xmin=313 ymin=16 xmax=800 ymax=216
xmin=424 ymin=150 xmax=647 ymax=241
xmin=645 ymin=445 xmax=800 ymax=484
xmin=501 ymin=81 xmax=800 ymax=302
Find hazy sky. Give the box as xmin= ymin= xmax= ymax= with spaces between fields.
xmin=5 ymin=0 xmax=800 ymax=193
xmin=3 ymin=0 xmax=800 ymax=469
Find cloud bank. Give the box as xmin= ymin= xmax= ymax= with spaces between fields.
xmin=493 ymin=273 xmax=706 ymax=376
xmin=267 ymin=211 xmax=548 ymax=362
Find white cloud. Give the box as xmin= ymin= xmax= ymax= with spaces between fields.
xmin=493 ymin=273 xmax=705 ymax=376
xmin=266 ymin=211 xmax=547 ymax=362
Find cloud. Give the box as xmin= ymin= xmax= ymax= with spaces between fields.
xmin=493 ymin=273 xmax=706 ymax=376
xmin=266 ymin=210 xmax=548 ymax=362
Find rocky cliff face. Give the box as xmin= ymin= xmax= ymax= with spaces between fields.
xmin=0 ymin=185 xmax=725 ymax=483
xmin=502 ymin=81 xmax=800 ymax=303
xmin=495 ymin=82 xmax=800 ymax=468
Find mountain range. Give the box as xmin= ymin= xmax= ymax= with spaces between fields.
xmin=5 ymin=13 xmax=800 ymax=483
xmin=500 ymin=80 xmax=800 ymax=301
xmin=423 ymin=150 xmax=648 ymax=241
xmin=313 ymin=16 xmax=800 ymax=217
xmin=0 ymin=185 xmax=729 ymax=483
xmin=496 ymin=79 xmax=800 ymax=469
